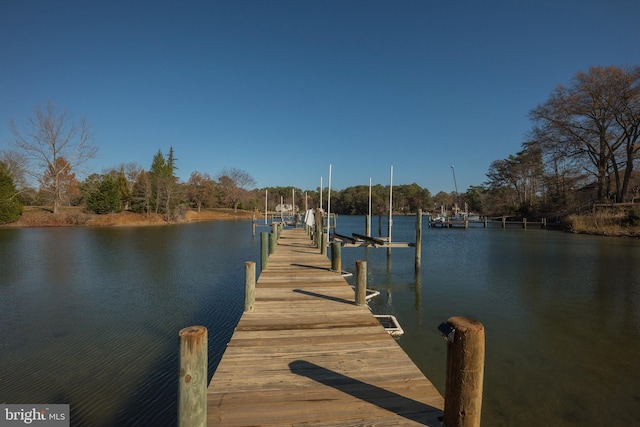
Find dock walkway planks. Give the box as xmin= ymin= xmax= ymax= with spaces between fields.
xmin=207 ymin=227 xmax=444 ymax=426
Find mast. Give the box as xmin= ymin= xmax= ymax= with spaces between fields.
xmin=327 ymin=164 xmax=332 ymax=239
xmin=367 ymin=177 xmax=372 ymax=237
xmin=388 ymin=166 xmax=393 ymax=243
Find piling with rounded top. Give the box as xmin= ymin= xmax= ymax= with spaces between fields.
xmin=331 ymin=241 xmax=342 ymax=272
xmin=355 ymin=260 xmax=367 ymax=305
xmin=443 ymin=316 xmax=485 ymax=427
xmin=245 ymin=261 xmax=256 ymax=312
xmin=178 ymin=325 xmax=208 ymax=427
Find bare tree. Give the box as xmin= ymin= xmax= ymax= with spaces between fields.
xmin=530 ymin=66 xmax=640 ymax=202
xmin=216 ymin=167 xmax=256 ymax=211
xmin=186 ymin=171 xmax=216 ymax=212
xmin=10 ymin=100 xmax=97 ymax=213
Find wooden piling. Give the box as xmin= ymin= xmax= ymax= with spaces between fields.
xmin=355 ymin=260 xmax=367 ymax=306
xmin=252 ymin=215 xmax=256 ymax=237
xmin=321 ymin=231 xmax=327 ymax=256
xmin=331 ymin=241 xmax=342 ymax=272
xmin=415 ymin=209 xmax=422 ymax=271
xmin=523 ymin=218 xmax=527 ymax=229
xmin=443 ymin=316 xmax=485 ymax=427
xmin=178 ymin=326 xmax=207 ymax=427
xmin=315 ymin=208 xmax=323 ymax=249
xmin=269 ymin=227 xmax=278 ymax=255
xmin=245 ymin=261 xmax=255 ymax=312
xmin=261 ymin=232 xmax=269 ymax=271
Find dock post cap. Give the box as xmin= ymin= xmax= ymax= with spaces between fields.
xmin=447 ymin=316 xmax=484 ymax=331
xmin=179 ymin=325 xmax=207 ymax=337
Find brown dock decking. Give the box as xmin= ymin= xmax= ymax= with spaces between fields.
xmin=207 ymin=227 xmax=444 ymax=426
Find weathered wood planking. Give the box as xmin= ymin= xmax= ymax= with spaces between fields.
xmin=207 ymin=228 xmax=444 ymax=426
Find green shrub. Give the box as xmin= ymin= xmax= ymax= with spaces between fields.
xmin=624 ymin=207 xmax=640 ymax=226
xmin=0 ymin=166 xmax=23 ymax=224
xmin=86 ymin=174 xmax=122 ymax=214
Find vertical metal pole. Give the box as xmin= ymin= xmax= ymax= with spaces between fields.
xmin=415 ymin=209 xmax=422 ymax=271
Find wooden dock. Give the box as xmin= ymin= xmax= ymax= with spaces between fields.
xmin=206 ymin=227 xmax=444 ymax=426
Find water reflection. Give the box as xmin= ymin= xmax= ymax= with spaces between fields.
xmin=337 ymin=216 xmax=640 ymax=427
xmin=2 ymin=218 xmax=639 ymax=426
xmin=0 ymin=221 xmax=257 ymax=427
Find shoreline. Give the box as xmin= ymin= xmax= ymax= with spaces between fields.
xmin=0 ymin=207 xmax=256 ymax=228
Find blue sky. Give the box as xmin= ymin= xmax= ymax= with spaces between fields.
xmin=1 ymin=1 xmax=638 ymax=194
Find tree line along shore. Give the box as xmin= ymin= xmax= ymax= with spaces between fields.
xmin=2 ymin=66 xmax=640 ymax=236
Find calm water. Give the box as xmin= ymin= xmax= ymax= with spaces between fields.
xmin=1 ymin=218 xmax=639 ymax=426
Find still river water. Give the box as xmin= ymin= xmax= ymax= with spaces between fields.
xmin=1 ymin=216 xmax=639 ymax=426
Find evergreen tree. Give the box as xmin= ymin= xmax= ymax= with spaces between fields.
xmin=116 ymin=166 xmax=131 ymax=210
xmin=130 ymin=170 xmax=152 ymax=214
xmin=86 ymin=174 xmax=122 ymax=214
xmin=0 ymin=163 xmax=23 ymax=223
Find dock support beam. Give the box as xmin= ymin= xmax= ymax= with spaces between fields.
xmin=443 ymin=316 xmax=485 ymax=427
xmin=355 ymin=260 xmax=367 ymax=306
xmin=245 ymin=261 xmax=256 ymax=312
xmin=178 ymin=326 xmax=208 ymax=427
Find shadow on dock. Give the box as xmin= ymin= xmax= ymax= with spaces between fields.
xmin=289 ymin=360 xmax=442 ymax=424
xmin=293 ymin=288 xmax=355 ymax=305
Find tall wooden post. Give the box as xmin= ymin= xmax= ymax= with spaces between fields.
xmin=355 ymin=260 xmax=367 ymax=306
xmin=315 ymin=208 xmax=323 ymax=249
xmin=252 ymin=215 xmax=256 ymax=237
xmin=269 ymin=230 xmax=278 ymax=255
xmin=415 ymin=209 xmax=422 ymax=271
xmin=178 ymin=326 xmax=208 ymax=427
xmin=321 ymin=231 xmax=327 ymax=256
xmin=331 ymin=241 xmax=342 ymax=272
xmin=260 ymin=231 xmax=269 ymax=272
xmin=443 ymin=316 xmax=485 ymax=427
xmin=245 ymin=261 xmax=255 ymax=312
xmin=366 ymin=214 xmax=371 ymax=237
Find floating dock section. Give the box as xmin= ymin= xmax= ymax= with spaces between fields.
xmin=206 ymin=227 xmax=444 ymax=426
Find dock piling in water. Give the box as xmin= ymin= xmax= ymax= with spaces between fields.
xmin=443 ymin=316 xmax=485 ymax=427
xmin=178 ymin=325 xmax=207 ymax=427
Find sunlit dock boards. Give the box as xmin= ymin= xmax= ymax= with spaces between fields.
xmin=206 ymin=227 xmax=444 ymax=426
